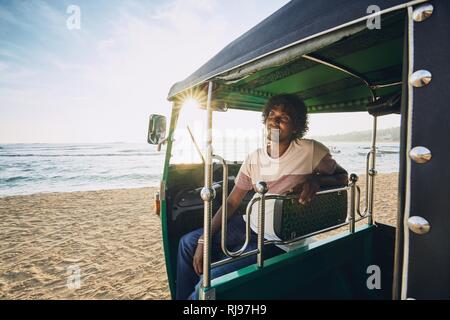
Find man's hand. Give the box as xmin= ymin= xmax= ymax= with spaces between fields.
xmin=191 ymin=186 xmax=249 ymax=276
xmin=193 ymin=242 xmax=204 ymax=275
xmin=294 ymin=175 xmax=320 ymax=204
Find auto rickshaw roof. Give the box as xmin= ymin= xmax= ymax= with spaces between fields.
xmin=168 ymin=0 xmax=424 ymax=113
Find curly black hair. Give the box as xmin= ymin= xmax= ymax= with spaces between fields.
xmin=262 ymin=94 xmax=309 ymax=141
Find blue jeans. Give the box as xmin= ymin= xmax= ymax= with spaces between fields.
xmin=176 ymin=215 xmax=253 ymax=300
xmin=176 ymin=215 xmax=262 ymax=300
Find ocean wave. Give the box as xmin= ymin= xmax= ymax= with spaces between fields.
xmin=1 ymin=173 xmax=160 ymax=185
xmin=62 ymin=173 xmax=156 ymax=181
xmin=0 ymin=153 xmax=158 ymax=157
xmin=117 ymin=148 xmax=143 ymax=152
xmin=47 ymin=146 xmax=110 ymax=151
xmin=1 ymin=176 xmax=33 ymax=183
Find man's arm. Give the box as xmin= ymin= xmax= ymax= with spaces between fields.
xmin=193 ymin=185 xmax=248 ymax=275
xmin=298 ymin=158 xmax=348 ymax=204
xmin=209 ymin=185 xmax=249 ymax=237
xmin=316 ymin=163 xmax=348 ymax=187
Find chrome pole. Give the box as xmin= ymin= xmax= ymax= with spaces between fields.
xmin=212 ymin=249 xmax=259 ymax=269
xmin=215 ymin=155 xmax=229 ymax=258
xmin=349 ymin=174 xmax=358 ymax=233
xmin=355 ymin=185 xmax=364 ymax=217
xmin=367 ymin=116 xmax=377 ymax=225
xmin=199 ymin=81 xmax=214 ymax=296
xmin=302 ymin=52 xmax=380 ymax=225
xmin=214 ymin=154 xmax=252 ymax=258
xmin=255 ymin=181 xmax=268 ymax=268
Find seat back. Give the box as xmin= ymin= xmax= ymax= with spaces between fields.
xmin=273 ymin=190 xmax=348 ymax=241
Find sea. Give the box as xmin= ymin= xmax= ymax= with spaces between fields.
xmin=0 ymin=142 xmax=399 ymax=197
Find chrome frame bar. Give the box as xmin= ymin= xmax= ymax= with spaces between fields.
xmin=355 ymin=185 xmax=367 ymax=218
xmin=265 ymin=221 xmax=350 ymax=246
xmin=213 ymin=154 xmax=253 ymax=258
xmin=302 ymin=54 xmax=376 ymax=101
xmin=256 ymin=183 xmax=268 ymax=268
xmin=248 ymin=185 xmax=355 ymax=234
xmin=349 ymin=177 xmax=356 ymax=234
xmin=360 ymin=120 xmax=378 ymax=223
xmin=212 ymin=181 xmax=366 ymax=269
xmin=212 ymin=249 xmax=259 ymax=269
xmin=302 ymin=53 xmax=379 ymax=225
xmin=247 ymin=185 xmax=352 ymax=209
xmin=367 ymin=117 xmax=377 ymax=225
xmin=400 ymin=6 xmax=416 ymax=300
xmin=213 ymin=213 xmax=372 ymax=269
xmin=201 ymin=81 xmax=214 ymax=293
xmin=370 ymin=81 xmax=403 ymax=89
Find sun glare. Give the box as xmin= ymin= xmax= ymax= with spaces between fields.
xmin=182 ymin=98 xmax=200 ymax=109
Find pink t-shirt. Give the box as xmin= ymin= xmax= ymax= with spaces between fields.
xmin=235 ymin=139 xmax=337 ymax=194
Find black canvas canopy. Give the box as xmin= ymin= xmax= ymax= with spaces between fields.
xmin=168 ymin=0 xmax=424 ymax=113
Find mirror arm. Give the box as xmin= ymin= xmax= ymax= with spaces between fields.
xmin=187 ymin=125 xmax=205 ymax=164
xmin=157 ymin=137 xmax=169 ymax=151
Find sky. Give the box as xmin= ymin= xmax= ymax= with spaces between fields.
xmin=0 ymin=0 xmax=400 ymax=143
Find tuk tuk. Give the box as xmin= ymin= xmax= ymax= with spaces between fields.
xmin=148 ymin=0 xmax=450 ymax=300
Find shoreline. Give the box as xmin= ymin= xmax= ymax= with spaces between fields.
xmin=0 ymin=186 xmax=157 ymax=200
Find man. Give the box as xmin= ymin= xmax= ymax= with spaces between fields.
xmin=176 ymin=94 xmax=348 ymax=299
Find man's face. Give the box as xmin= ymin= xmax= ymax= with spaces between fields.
xmin=265 ymin=105 xmax=295 ymax=143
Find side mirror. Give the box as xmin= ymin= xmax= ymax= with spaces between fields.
xmin=147 ymin=114 xmax=167 ymax=150
xmin=367 ymin=92 xmax=401 ymax=116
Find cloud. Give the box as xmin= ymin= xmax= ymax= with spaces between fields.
xmin=0 ymin=6 xmax=32 ymax=31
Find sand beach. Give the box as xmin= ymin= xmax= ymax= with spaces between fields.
xmin=0 ymin=187 xmax=169 ymax=299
